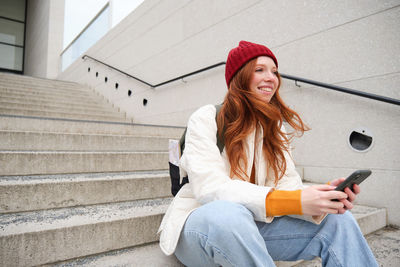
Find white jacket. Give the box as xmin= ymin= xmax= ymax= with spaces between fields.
xmin=158 ymin=104 xmax=324 ymax=256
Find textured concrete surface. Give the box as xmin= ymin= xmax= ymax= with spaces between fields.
xmin=0 ymin=101 xmax=121 ymax=115
xmin=0 ymin=93 xmax=115 ymax=112
xmin=0 ymin=83 xmax=104 ymax=101
xmin=0 ymin=198 xmax=172 ymax=266
xmin=24 ymin=0 xmax=64 ymax=79
xmin=0 ymin=151 xmax=169 ymax=175
xmin=366 ymin=226 xmax=400 ymax=267
xmin=349 ymin=205 xmax=387 ymax=235
xmin=0 ymin=95 xmax=111 ymax=109
xmin=0 ymin=72 xmax=128 ymax=122
xmin=0 ymin=72 xmax=184 ymax=266
xmin=0 ymin=85 xmax=93 ymax=97
xmin=0 ymin=130 xmax=170 ymax=151
xmin=0 ymin=115 xmax=185 ymax=136
xmin=0 ymin=73 xmax=77 ymax=87
xmin=0 ymin=107 xmax=130 ymax=122
xmin=0 ymin=171 xmax=171 ymax=213
xmin=44 ymin=242 xmax=184 ymax=267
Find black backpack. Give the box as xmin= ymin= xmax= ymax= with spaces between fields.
xmin=169 ymin=104 xmax=225 ymax=196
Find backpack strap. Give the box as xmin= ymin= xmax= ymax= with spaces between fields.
xmin=179 ymin=104 xmax=225 ymax=155
xmin=179 ymin=128 xmax=187 ymax=155
xmin=214 ymin=104 xmax=225 ymax=154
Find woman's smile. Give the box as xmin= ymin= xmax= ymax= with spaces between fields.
xmin=249 ymin=56 xmax=279 ymax=102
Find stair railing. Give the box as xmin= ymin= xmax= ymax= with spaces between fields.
xmin=280 ymin=73 xmax=400 ymax=106
xmin=82 ymin=55 xmax=400 ymax=106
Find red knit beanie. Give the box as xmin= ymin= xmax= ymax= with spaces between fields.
xmin=225 ymin=40 xmax=278 ymax=87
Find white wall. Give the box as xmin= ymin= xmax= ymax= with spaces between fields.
xmin=58 ymin=0 xmax=400 ymax=225
xmin=25 ymin=0 xmax=64 ymax=79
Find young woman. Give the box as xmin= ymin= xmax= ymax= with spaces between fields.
xmin=158 ymin=41 xmax=378 ymax=267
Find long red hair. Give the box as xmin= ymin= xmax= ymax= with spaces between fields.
xmin=217 ymin=58 xmax=309 ymax=185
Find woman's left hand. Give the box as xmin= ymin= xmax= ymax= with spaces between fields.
xmin=329 ymin=178 xmax=360 ymax=213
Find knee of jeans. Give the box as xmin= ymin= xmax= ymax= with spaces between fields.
xmin=325 ymin=211 xmax=359 ymax=234
xmin=190 ymin=200 xmax=254 ymax=233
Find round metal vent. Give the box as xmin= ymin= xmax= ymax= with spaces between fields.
xmin=348 ymin=127 xmax=374 ymax=152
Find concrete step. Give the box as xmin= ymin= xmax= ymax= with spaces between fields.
xmin=0 ymin=85 xmax=93 ymax=98
xmin=0 ymin=151 xmax=169 ymax=175
xmin=0 ymin=107 xmax=129 ymax=122
xmin=0 ymin=115 xmax=185 ymax=137
xmin=44 ymin=242 xmax=184 ymax=267
xmin=44 ymin=205 xmax=387 ymax=267
xmin=0 ymin=75 xmax=90 ymax=87
xmin=0 ymin=94 xmax=114 ymax=110
xmin=0 ymin=101 xmax=122 ymax=117
xmin=0 ymin=130 xmax=169 ymax=151
xmin=0 ymin=170 xmax=172 ymax=213
xmin=0 ymin=90 xmax=105 ymax=106
xmin=0 ymin=73 xmax=87 ymax=91
xmin=0 ymin=82 xmax=92 ymax=94
xmin=364 ymin=226 xmax=400 ymax=267
xmin=349 ymin=205 xmax=387 ymax=235
xmin=0 ymin=198 xmax=172 ymax=267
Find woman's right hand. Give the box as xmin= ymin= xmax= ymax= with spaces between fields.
xmin=301 ymin=185 xmax=348 ymax=216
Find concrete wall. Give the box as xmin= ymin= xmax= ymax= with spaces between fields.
xmin=58 ymin=0 xmax=400 ymax=225
xmin=24 ymin=0 xmax=64 ymax=79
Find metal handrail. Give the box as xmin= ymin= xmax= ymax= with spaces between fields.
xmin=154 ymin=62 xmax=226 ymax=87
xmin=82 ymin=55 xmax=154 ymax=87
xmin=82 ymin=55 xmax=400 ymax=106
xmin=82 ymin=55 xmax=225 ymax=88
xmin=280 ymin=73 xmax=400 ymax=106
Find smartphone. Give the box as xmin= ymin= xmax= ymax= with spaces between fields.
xmin=335 ymin=170 xmax=372 ymax=192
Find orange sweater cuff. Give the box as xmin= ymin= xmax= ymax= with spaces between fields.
xmin=265 ymin=190 xmax=302 ymax=216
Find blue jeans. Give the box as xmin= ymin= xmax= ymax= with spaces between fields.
xmin=175 ymin=200 xmax=378 ymax=267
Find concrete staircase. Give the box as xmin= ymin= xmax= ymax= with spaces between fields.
xmin=0 ymin=72 xmax=387 ymax=266
xmin=0 ymin=73 xmax=184 ymax=266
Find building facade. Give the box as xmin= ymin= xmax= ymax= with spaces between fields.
xmin=3 ymin=0 xmax=400 ymax=225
